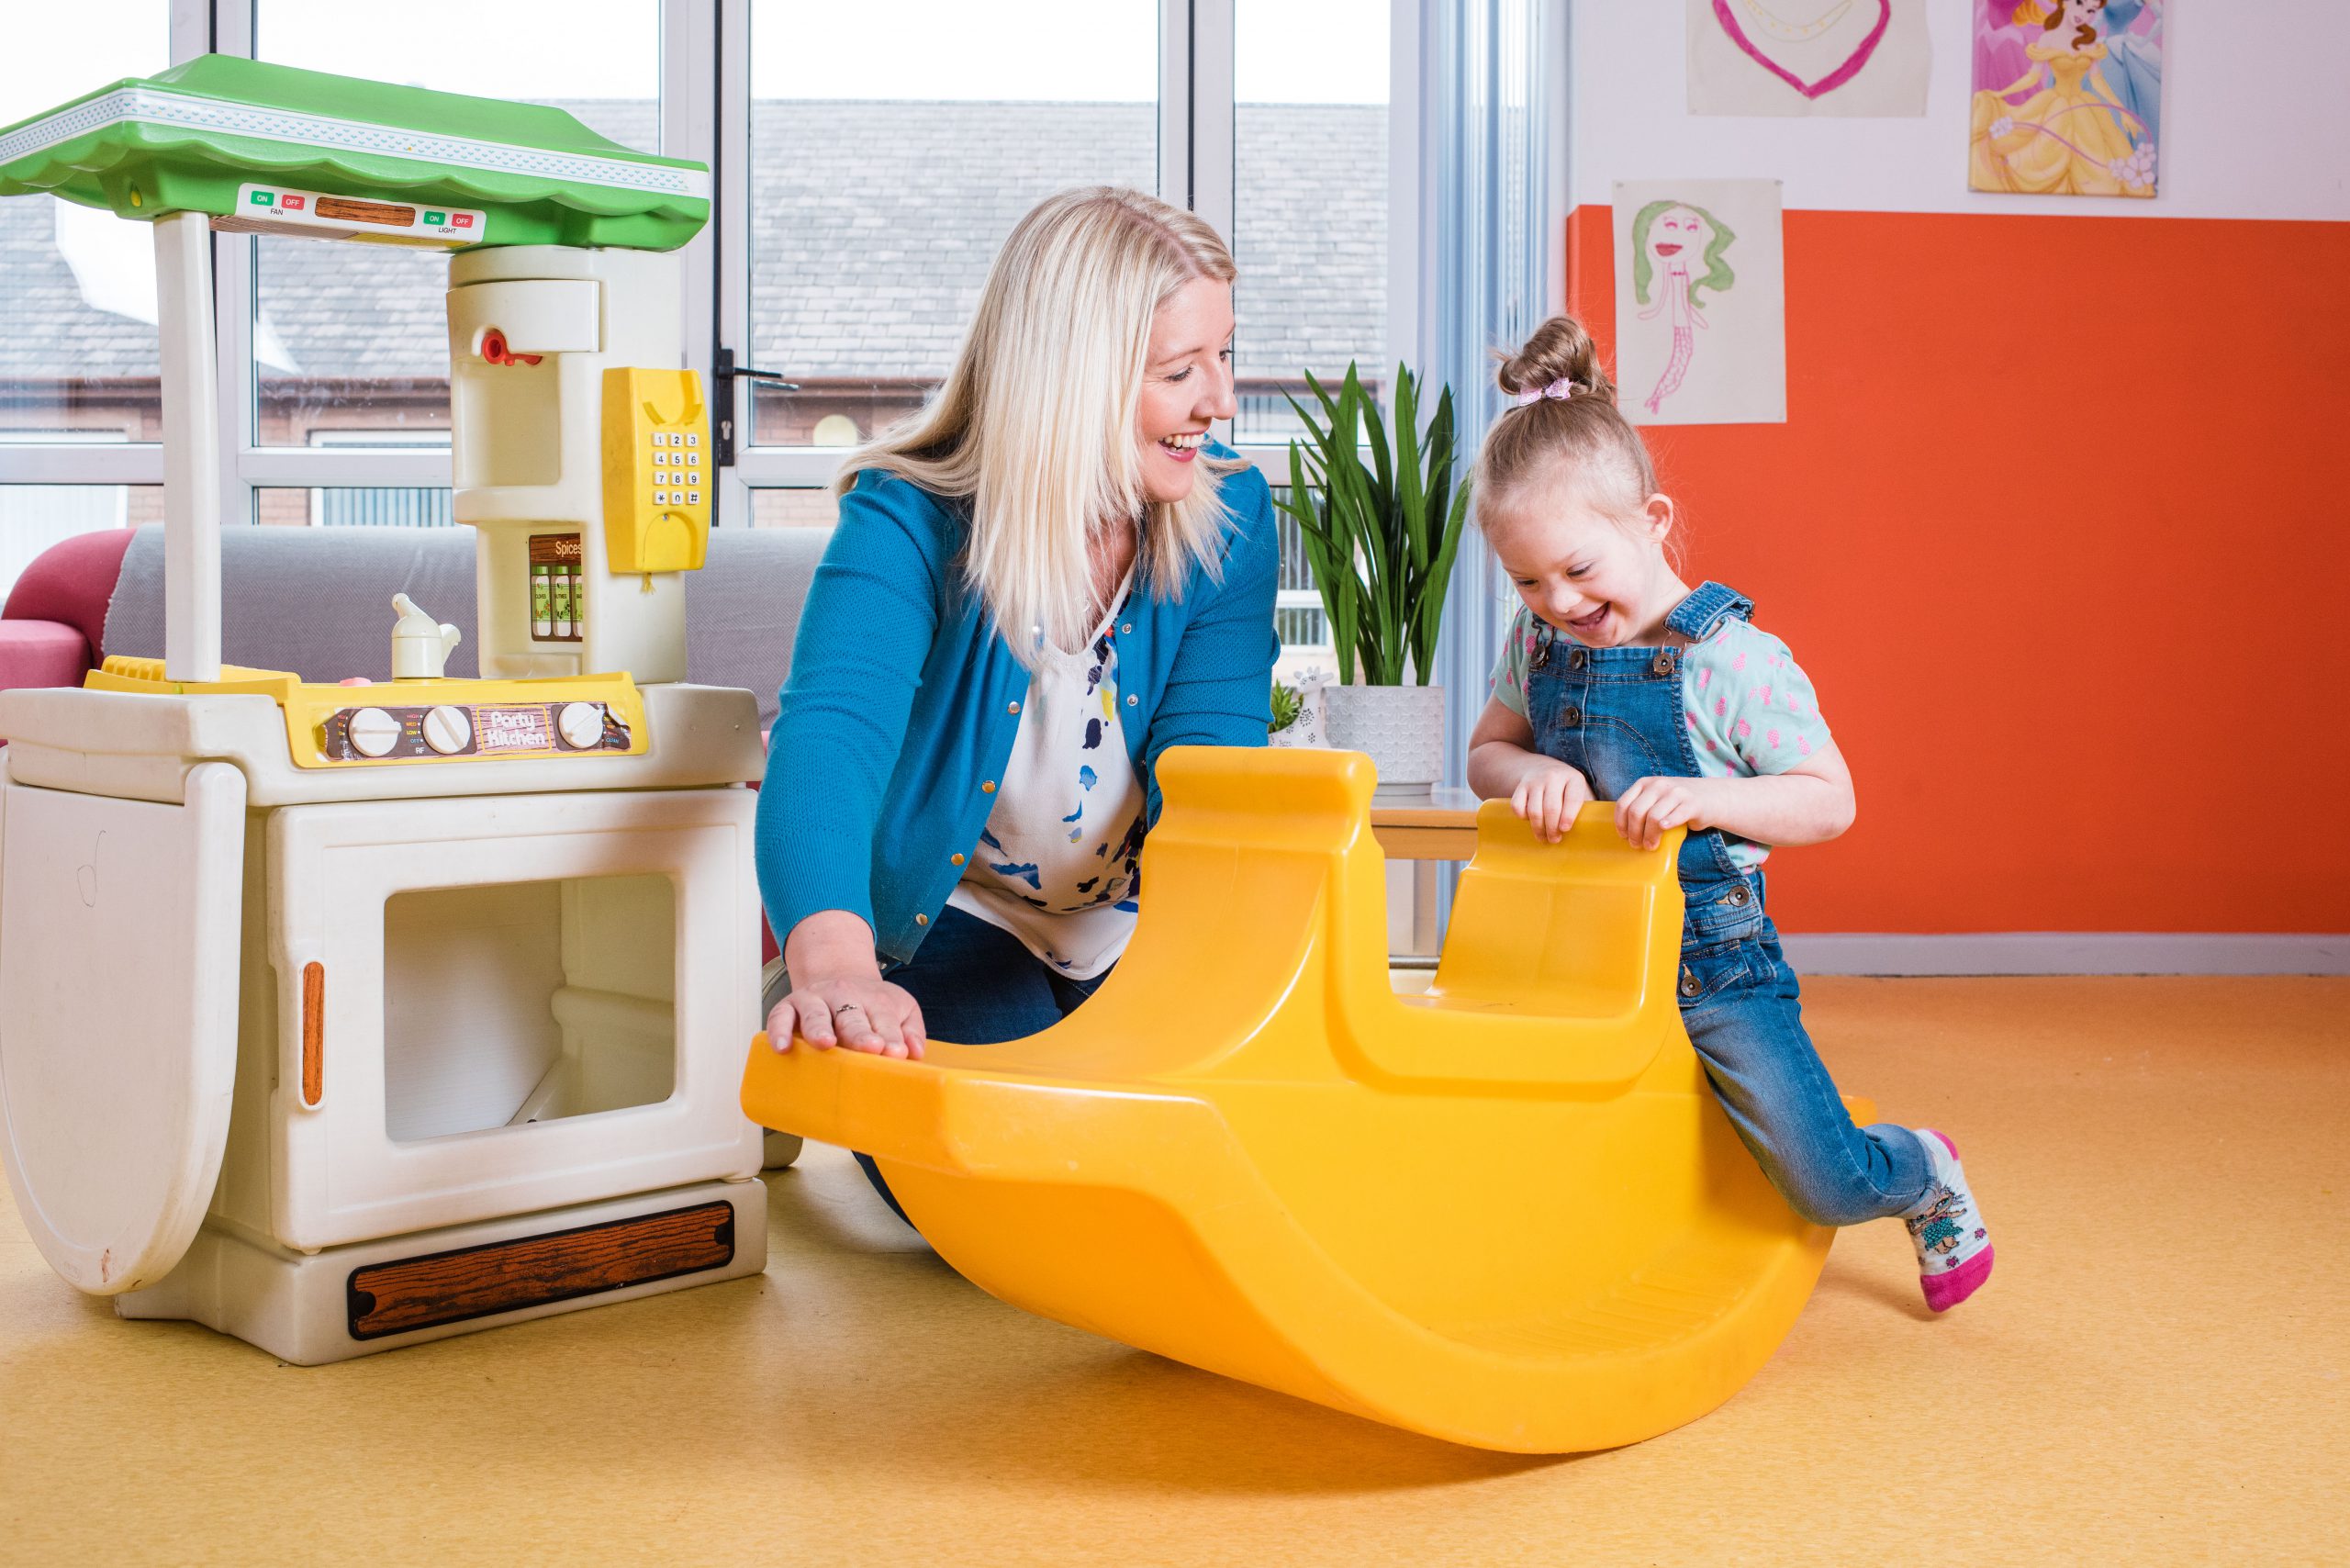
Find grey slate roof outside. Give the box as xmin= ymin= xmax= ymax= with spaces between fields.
xmin=0 ymin=99 xmax=1384 ymax=390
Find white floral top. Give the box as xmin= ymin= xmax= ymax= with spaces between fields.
xmin=945 ymin=586 xmax=1146 ymax=980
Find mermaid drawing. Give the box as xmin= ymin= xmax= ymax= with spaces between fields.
xmin=1629 ymin=198 xmax=1738 ymax=417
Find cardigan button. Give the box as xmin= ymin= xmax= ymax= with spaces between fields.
xmin=1007 ymin=700 xmax=1021 ymax=714
xmin=950 ymin=853 xmax=965 ymax=866
xmin=1120 ymin=622 xmax=1133 ymax=635
xmin=1125 ymin=694 xmax=1138 ymax=707
xmin=981 ymin=780 xmax=996 ymax=793
xmin=914 ymin=913 xmax=928 ymax=926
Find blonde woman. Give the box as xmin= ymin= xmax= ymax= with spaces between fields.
xmin=755 ymin=188 xmax=1278 ymax=1193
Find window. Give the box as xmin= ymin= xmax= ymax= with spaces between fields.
xmin=0 ymin=6 xmax=172 ymax=595
xmin=1262 ymin=484 xmax=1333 ymax=672
xmin=1232 ymin=1 xmax=1390 ymax=448
xmin=247 ymin=1 xmax=664 ymax=452
xmin=0 ymin=469 xmax=160 ymax=589
xmin=0 ymin=6 xmax=173 ymax=454
xmin=2 ymin=1 xmax=1421 ymax=594
xmin=743 ymin=0 xmax=1159 ymax=457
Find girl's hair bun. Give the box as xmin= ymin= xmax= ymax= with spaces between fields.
xmin=1474 ymin=310 xmax=1658 ymax=529
xmin=1497 ymin=316 xmax=1617 ymax=407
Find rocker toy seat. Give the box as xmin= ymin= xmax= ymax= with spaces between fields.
xmin=740 ymin=746 xmax=1857 ymax=1453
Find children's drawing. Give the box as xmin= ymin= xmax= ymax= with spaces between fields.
xmin=1687 ymin=0 xmax=1930 ymax=118
xmin=1970 ymin=0 xmax=2164 ymax=197
xmin=1612 ymin=179 xmax=1785 ymax=427
xmin=1629 ymin=200 xmax=1735 ymax=417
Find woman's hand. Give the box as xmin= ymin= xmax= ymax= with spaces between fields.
xmin=767 ymin=974 xmax=926 ymax=1060
xmin=769 ymin=911 xmax=928 ymax=1060
xmin=1511 ymin=757 xmax=1595 ymax=844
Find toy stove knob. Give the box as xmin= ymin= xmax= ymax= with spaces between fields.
xmin=346 ymin=707 xmax=402 ymax=758
xmin=557 ymin=701 xmax=606 ymax=750
xmin=422 ymin=706 xmax=473 ymax=756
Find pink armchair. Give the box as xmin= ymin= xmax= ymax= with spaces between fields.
xmin=0 ymin=527 xmax=135 ymax=692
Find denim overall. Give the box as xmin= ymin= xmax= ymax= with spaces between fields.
xmin=1522 ymin=582 xmax=1930 ymax=1226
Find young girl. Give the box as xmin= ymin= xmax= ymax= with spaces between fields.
xmin=1465 ymin=316 xmax=1994 ymax=1312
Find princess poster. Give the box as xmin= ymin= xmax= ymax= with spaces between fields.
xmin=1970 ymin=0 xmax=2164 ymax=197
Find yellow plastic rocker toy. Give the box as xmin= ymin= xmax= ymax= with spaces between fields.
xmin=741 ymin=746 xmax=1863 ymax=1453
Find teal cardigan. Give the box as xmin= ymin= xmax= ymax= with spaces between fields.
xmin=755 ymin=449 xmax=1281 ymax=965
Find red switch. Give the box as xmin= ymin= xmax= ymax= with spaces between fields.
xmin=479 ymin=329 xmax=543 ymax=368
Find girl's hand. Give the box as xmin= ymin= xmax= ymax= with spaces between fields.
xmin=1510 ymin=757 xmax=1595 ymax=844
xmin=767 ymin=974 xmax=927 ymax=1060
xmin=1615 ymin=776 xmax=1721 ymax=851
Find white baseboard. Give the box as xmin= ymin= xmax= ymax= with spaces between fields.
xmin=1780 ymin=933 xmax=2350 ymax=977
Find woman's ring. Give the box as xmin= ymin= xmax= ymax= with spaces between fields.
xmin=833 ymin=1002 xmax=864 ymax=1015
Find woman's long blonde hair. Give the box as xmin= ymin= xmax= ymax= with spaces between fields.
xmin=834 ymin=185 xmax=1241 ymax=656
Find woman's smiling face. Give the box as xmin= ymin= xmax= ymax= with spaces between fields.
xmin=1136 ymin=275 xmax=1237 ymax=504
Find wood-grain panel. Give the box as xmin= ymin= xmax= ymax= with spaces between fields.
xmin=346 ymin=1200 xmax=736 ymax=1339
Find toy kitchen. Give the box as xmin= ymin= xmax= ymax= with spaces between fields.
xmin=0 ymin=55 xmax=771 ymax=1362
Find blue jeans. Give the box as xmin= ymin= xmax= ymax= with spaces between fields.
xmin=852 ymin=906 xmax=1113 ymax=1223
xmin=1525 ymin=580 xmax=1932 ymax=1226
xmin=1678 ymin=890 xmax=1930 ymax=1225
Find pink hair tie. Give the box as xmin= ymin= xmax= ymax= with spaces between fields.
xmin=1512 ymin=376 xmax=1582 ymax=407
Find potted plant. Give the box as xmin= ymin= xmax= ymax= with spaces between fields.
xmin=1274 ymin=362 xmax=1473 ymax=796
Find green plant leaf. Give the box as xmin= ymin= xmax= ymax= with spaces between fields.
xmin=1394 ymin=361 xmax=1427 ymax=584
xmin=1354 ymin=362 xmax=1395 ymax=523
xmin=1282 ymin=361 xmax=1477 ymax=689
xmin=1288 ymin=441 xmax=1357 ymax=685
xmin=1415 ymin=476 xmax=1475 ymax=683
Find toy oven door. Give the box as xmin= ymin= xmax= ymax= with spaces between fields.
xmin=264 ymin=786 xmax=760 ymax=1253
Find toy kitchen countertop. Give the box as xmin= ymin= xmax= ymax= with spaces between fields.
xmin=0 ymin=678 xmax=765 ymax=808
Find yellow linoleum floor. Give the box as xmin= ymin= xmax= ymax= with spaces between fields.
xmin=3 ymin=978 xmax=2344 ymax=1566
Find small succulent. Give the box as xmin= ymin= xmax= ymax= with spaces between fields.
xmin=1270 ymin=682 xmax=1304 ymax=734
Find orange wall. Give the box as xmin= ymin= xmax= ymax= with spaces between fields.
xmin=1563 ymin=205 xmax=2350 ymax=934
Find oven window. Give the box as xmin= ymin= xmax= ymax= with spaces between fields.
xmin=382 ymin=874 xmax=677 ymax=1141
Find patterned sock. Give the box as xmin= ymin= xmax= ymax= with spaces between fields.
xmin=1902 ymin=1129 xmax=1993 ymax=1312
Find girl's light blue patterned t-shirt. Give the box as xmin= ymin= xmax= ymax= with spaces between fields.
xmin=1488 ymin=605 xmax=1834 ymax=868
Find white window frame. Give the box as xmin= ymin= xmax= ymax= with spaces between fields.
xmin=717 ymin=0 xmax=1421 ymax=525
xmin=0 ymin=0 xmax=201 ymax=492
xmin=203 ymin=0 xmax=700 ymax=524
xmin=1 ymin=2 xmax=1427 ymax=538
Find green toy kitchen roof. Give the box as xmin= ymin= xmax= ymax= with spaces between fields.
xmin=0 ymin=54 xmax=706 ymax=251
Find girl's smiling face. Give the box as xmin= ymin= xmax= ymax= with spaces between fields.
xmin=1136 ymin=276 xmax=1237 ymax=504
xmin=1484 ymin=476 xmax=1685 ymax=647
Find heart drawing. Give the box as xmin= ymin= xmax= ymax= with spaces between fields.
xmin=1709 ymin=0 xmax=1892 ymax=100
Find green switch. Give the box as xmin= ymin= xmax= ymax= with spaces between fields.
xmin=424 ymin=210 xmax=446 ymax=225
xmin=251 ymin=190 xmax=273 ymax=205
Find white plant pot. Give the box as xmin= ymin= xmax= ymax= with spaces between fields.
xmin=1266 ymin=677 xmax=1331 ymax=750
xmin=1321 ymin=682 xmax=1445 ymax=797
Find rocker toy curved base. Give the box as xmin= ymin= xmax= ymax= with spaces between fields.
xmin=741 ymin=747 xmax=1862 ymax=1453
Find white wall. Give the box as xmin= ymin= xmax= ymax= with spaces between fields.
xmin=1570 ymin=1 xmax=2350 ymax=219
